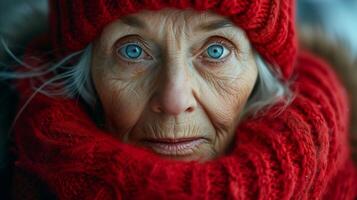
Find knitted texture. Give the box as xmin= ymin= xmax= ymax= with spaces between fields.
xmin=12 ymin=50 xmax=357 ymax=199
xmin=49 ymin=0 xmax=297 ymax=79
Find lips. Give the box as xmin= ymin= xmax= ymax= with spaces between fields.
xmin=141 ymin=137 xmax=206 ymax=156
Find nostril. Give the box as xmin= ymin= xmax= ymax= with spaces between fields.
xmin=186 ymin=106 xmax=194 ymax=113
xmin=153 ymin=105 xmax=163 ymax=113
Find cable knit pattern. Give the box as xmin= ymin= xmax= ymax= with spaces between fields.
xmin=12 ymin=51 xmax=357 ymax=199
xmin=49 ymin=0 xmax=296 ymax=78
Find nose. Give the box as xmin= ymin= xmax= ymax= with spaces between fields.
xmin=150 ymin=61 xmax=197 ymax=116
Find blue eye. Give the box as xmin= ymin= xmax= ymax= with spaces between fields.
xmin=207 ymin=44 xmax=225 ymax=59
xmin=119 ymin=44 xmax=143 ymax=59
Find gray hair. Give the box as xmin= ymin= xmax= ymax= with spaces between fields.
xmin=244 ymin=54 xmax=293 ymax=115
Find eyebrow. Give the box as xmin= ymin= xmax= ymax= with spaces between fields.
xmin=120 ymin=16 xmax=233 ymax=32
xmin=196 ymin=19 xmax=234 ymax=31
xmin=121 ymin=16 xmax=147 ymax=29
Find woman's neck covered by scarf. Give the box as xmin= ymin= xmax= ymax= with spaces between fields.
xmin=11 ymin=40 xmax=357 ymax=199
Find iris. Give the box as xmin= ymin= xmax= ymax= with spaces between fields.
xmin=207 ymin=44 xmax=224 ymax=59
xmin=120 ymin=44 xmax=143 ymax=59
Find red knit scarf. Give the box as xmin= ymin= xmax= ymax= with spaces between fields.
xmin=13 ymin=51 xmax=357 ymax=199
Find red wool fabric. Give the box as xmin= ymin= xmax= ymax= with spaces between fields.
xmin=13 ymin=51 xmax=357 ymax=199
xmin=50 ymin=0 xmax=296 ymax=79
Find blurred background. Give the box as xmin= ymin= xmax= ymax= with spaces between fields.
xmin=0 ymin=0 xmax=357 ymax=198
xmin=298 ymin=0 xmax=357 ymax=56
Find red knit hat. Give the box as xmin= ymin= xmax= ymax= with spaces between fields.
xmin=49 ymin=0 xmax=297 ymax=79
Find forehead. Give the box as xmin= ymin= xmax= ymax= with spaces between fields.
xmin=103 ymin=8 xmax=235 ymax=35
xmin=128 ymin=8 xmax=230 ymax=25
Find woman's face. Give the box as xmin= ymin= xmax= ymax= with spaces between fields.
xmin=91 ymin=8 xmax=258 ymax=162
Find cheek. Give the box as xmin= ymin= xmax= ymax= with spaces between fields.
xmin=197 ymin=66 xmax=257 ymax=130
xmin=194 ymin=58 xmax=257 ymax=153
xmin=92 ymin=67 xmax=150 ymax=138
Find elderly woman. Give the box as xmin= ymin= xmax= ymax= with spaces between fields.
xmin=2 ymin=0 xmax=357 ymax=199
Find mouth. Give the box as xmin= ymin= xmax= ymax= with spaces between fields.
xmin=140 ymin=137 xmax=207 ymax=156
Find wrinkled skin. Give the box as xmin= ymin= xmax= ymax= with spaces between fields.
xmin=91 ymin=8 xmax=258 ymax=162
